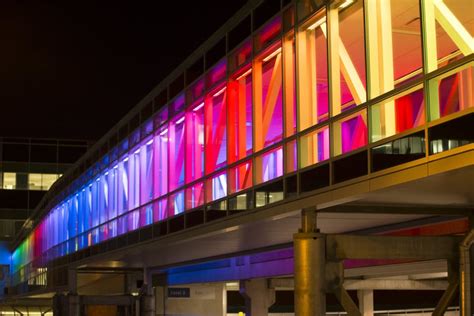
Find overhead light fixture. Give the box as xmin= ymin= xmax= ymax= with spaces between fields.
xmin=175 ymin=116 xmax=185 ymax=124
xmin=235 ymin=68 xmax=252 ymax=81
xmin=263 ymin=47 xmax=282 ymax=62
xmin=339 ymin=0 xmax=354 ymax=9
xmin=213 ymin=87 xmax=226 ymax=97
xmin=193 ymin=102 xmax=204 ymax=112
xmin=308 ymin=16 xmax=327 ymax=30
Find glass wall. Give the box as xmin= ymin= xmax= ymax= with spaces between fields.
xmin=11 ymin=0 xmax=474 ymax=281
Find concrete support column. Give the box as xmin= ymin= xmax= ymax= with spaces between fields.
xmin=155 ymin=286 xmax=165 ymax=316
xmin=68 ymin=293 xmax=80 ymax=316
xmin=140 ymin=267 xmax=155 ymax=316
xmin=357 ymin=290 xmax=374 ymax=316
xmin=52 ymin=293 xmax=65 ymax=316
xmin=53 ymin=293 xmax=80 ymax=316
xmin=461 ymin=228 xmax=474 ymax=316
xmin=140 ymin=294 xmax=155 ymax=316
xmin=294 ymin=208 xmax=326 ymax=316
xmin=239 ymin=278 xmax=275 ymax=316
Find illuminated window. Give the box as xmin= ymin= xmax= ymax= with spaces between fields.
xmin=3 ymin=173 xmax=16 ymax=190
xmin=299 ymin=126 xmax=330 ymax=168
xmin=205 ymin=85 xmax=227 ymax=173
xmin=154 ymin=126 xmax=169 ymax=198
xmin=169 ymin=115 xmax=185 ymax=191
xmin=206 ymin=172 xmax=227 ymax=202
xmin=428 ymin=64 xmax=473 ymax=121
xmin=371 ymin=86 xmax=425 ymax=142
xmin=28 ymin=173 xmax=60 ymax=191
xmin=254 ymin=45 xmax=284 ymax=151
xmin=285 ymin=140 xmax=298 ymax=173
xmin=255 ymin=146 xmax=283 ymax=184
xmin=42 ymin=174 xmax=59 ymax=190
xmin=333 ymin=110 xmax=368 ymax=156
xmin=140 ymin=139 xmax=154 ymax=204
xmin=186 ymin=101 xmax=205 ymax=182
xmin=328 ymin=0 xmax=367 ymax=114
xmin=283 ymin=32 xmax=297 ymax=137
xmin=129 ymin=148 xmax=140 ymax=210
xmin=422 ymin=0 xmax=473 ymax=72
xmin=366 ymin=0 xmax=423 ymax=97
xmin=186 ymin=182 xmax=204 ymax=210
xmin=28 ymin=173 xmax=42 ymax=190
xmin=297 ymin=8 xmax=329 ymax=130
xmin=228 ymin=67 xmax=253 ymax=164
xmin=229 ymin=160 xmax=252 ymax=194
xmin=153 ymin=198 xmax=168 ymax=222
xmin=170 ymin=190 xmax=185 ymax=216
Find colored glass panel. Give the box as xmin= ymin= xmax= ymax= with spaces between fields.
xmin=205 ymin=86 xmax=227 ymax=173
xmin=283 ymin=32 xmax=297 ymax=137
xmin=140 ymin=139 xmax=154 ymax=204
xmin=255 ymin=16 xmax=282 ymax=52
xmin=169 ymin=117 xmax=185 ymax=191
xmin=333 ymin=110 xmax=368 ymax=155
xmin=297 ymin=8 xmax=329 ymax=130
xmin=129 ymin=149 xmax=140 ymax=210
xmin=186 ymin=182 xmax=205 ymax=210
xmin=255 ymin=146 xmax=284 ymax=184
xmin=186 ymin=102 xmax=205 ymax=182
xmin=299 ymin=126 xmax=329 ymax=168
xmin=170 ymin=190 xmax=185 ymax=216
xmin=371 ymin=86 xmax=425 ymax=142
xmin=153 ymin=198 xmax=168 ymax=222
xmin=429 ymin=64 xmax=474 ymax=121
xmin=206 ymin=60 xmax=227 ymax=89
xmin=228 ymin=68 xmax=253 ymax=163
xmin=229 ymin=160 xmax=253 ymax=194
xmin=206 ymin=172 xmax=227 ymax=202
xmin=330 ymin=0 xmax=366 ymax=114
xmin=254 ymin=46 xmax=284 ymax=151
xmin=366 ymin=0 xmax=423 ymax=97
xmin=154 ymin=126 xmax=169 ymax=198
xmin=285 ymin=140 xmax=298 ymax=173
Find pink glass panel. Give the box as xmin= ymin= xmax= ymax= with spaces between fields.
xmin=186 ymin=102 xmax=205 ymax=182
xmin=186 ymin=182 xmax=205 ymax=210
xmin=205 ymin=86 xmax=227 ymax=173
xmin=229 ymin=160 xmax=253 ymax=194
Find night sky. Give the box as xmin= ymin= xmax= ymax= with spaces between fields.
xmin=0 ymin=1 xmax=248 ymax=141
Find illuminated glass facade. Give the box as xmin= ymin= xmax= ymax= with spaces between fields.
xmin=11 ymin=0 xmax=473 ymax=287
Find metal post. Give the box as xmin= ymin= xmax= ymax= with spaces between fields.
xmin=460 ymin=229 xmax=474 ymax=316
xmin=294 ymin=208 xmax=326 ymax=316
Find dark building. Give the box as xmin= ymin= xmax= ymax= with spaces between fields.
xmin=0 ymin=138 xmax=91 ymax=240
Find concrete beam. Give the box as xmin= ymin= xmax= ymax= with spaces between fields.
xmin=344 ymin=279 xmax=448 ymax=290
xmin=81 ymin=295 xmax=134 ymax=306
xmin=0 ymin=298 xmax=52 ymax=307
xmin=322 ymin=203 xmax=472 ymax=216
xmin=270 ymin=278 xmax=448 ymax=290
xmin=326 ymin=235 xmax=461 ymax=260
xmin=344 ymin=259 xmax=447 ymax=278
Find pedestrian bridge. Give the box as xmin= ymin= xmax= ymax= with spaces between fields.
xmin=5 ymin=0 xmax=474 ymax=314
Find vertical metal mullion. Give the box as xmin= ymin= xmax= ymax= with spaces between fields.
xmin=362 ymin=0 xmax=373 ymax=175
xmin=250 ymin=8 xmax=257 ymax=207
xmin=325 ymin=3 xmax=336 ymax=185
